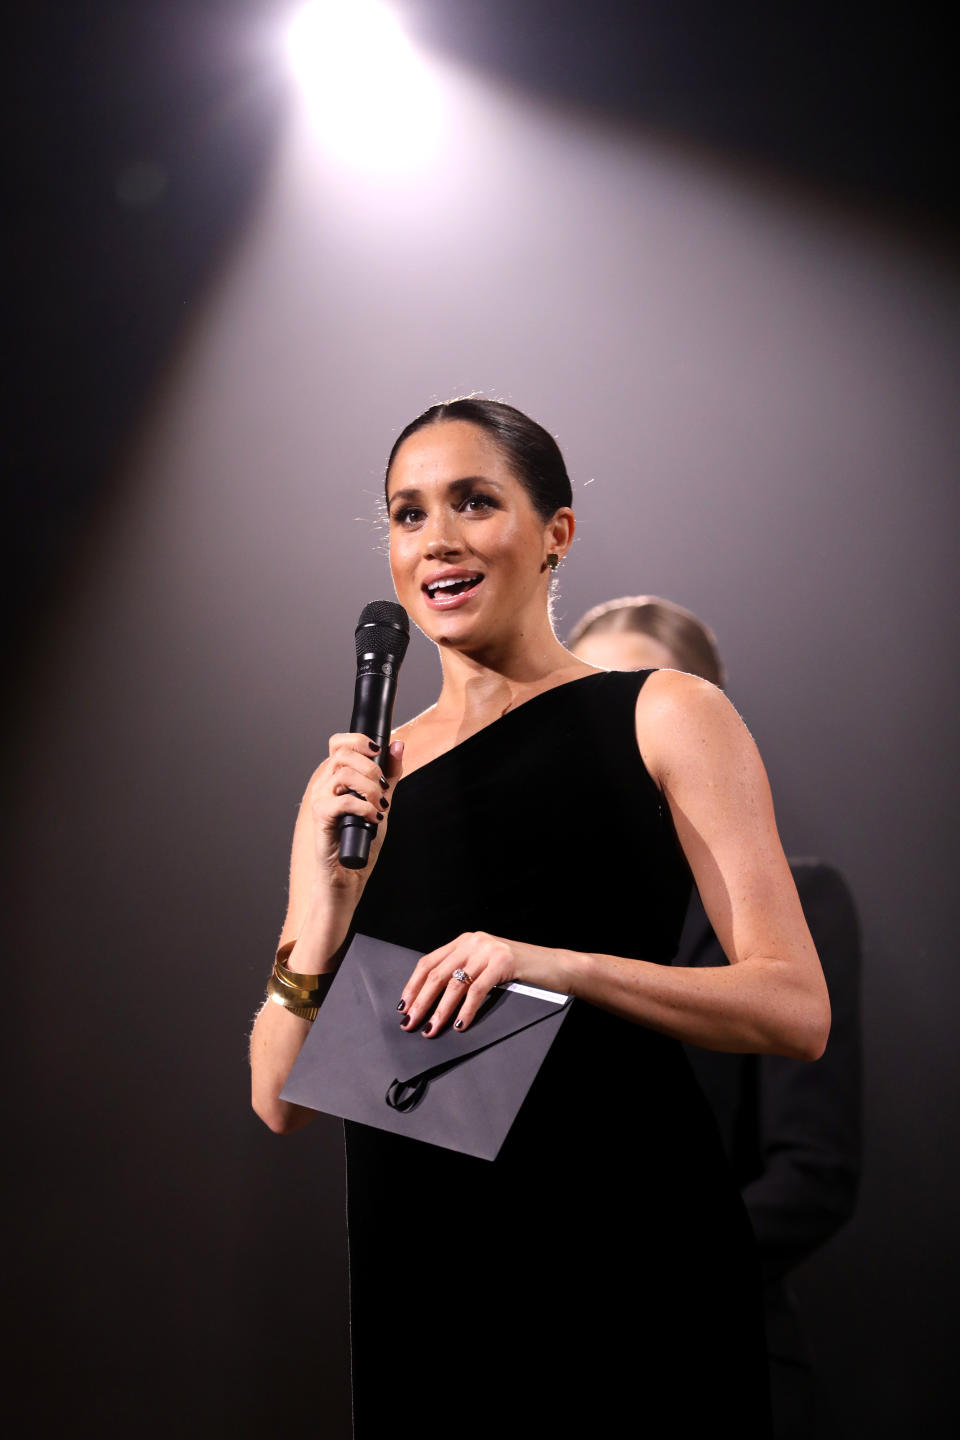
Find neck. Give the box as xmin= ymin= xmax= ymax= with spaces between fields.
xmin=433 ymin=621 xmax=586 ymax=722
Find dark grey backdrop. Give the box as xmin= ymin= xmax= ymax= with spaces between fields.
xmin=5 ymin=3 xmax=958 ymax=1435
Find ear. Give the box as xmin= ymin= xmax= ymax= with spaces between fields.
xmin=546 ymin=506 xmax=575 ymax=561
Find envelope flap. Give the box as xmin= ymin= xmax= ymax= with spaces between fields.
xmin=387 ymin=991 xmax=567 ymax=1081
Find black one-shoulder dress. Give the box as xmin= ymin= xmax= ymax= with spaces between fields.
xmin=347 ymin=671 xmax=771 ymax=1436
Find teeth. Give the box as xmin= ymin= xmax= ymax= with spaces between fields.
xmin=426 ymin=575 xmax=481 ymax=596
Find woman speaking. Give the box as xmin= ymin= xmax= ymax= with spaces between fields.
xmin=249 ymin=398 xmax=830 ymax=1437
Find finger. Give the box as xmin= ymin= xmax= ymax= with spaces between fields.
xmin=449 ymin=937 xmax=513 ymax=1031
xmin=331 ymin=789 xmax=384 ymax=826
xmin=423 ymin=966 xmax=484 ymax=1036
xmin=313 ymin=767 xmax=385 ymax=819
xmin=399 ymin=963 xmax=458 ymax=1032
xmin=361 ymin=743 xmax=402 ymax=824
xmin=328 ymin=732 xmax=384 ymax=760
xmin=417 ymin=934 xmax=497 ymax=1035
xmin=449 ymin=972 xmax=502 ymax=1031
xmin=328 ymin=748 xmax=387 ymax=789
xmin=385 ymin=738 xmax=405 ymax=781
xmin=326 ymin=744 xmax=398 ymax=819
xmin=329 ymin=763 xmax=389 ymax=806
xmin=397 ymin=933 xmax=466 ymax=1019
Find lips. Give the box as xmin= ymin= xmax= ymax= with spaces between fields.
xmin=422 ymin=570 xmax=485 ymax=609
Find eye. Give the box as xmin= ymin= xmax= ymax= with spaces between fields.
xmin=460 ymin=493 xmax=499 ymax=515
xmin=391 ymin=505 xmax=425 ymax=526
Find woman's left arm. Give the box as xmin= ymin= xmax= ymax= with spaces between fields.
xmin=399 ymin=671 xmax=830 ymax=1060
xmin=587 ymin=668 xmax=831 ymax=1059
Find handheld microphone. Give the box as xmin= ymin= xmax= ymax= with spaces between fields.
xmin=338 ymin=600 xmax=410 ymax=870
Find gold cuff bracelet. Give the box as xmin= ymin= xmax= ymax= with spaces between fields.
xmin=265 ymin=948 xmax=335 ymax=1022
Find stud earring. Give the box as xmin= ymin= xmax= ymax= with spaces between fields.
xmin=545 ymin=553 xmax=560 ymax=570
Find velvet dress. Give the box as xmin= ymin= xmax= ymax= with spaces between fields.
xmin=346 ymin=670 xmax=772 ymax=1436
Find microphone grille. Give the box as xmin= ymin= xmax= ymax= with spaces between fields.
xmin=354 ymin=601 xmax=410 ymax=660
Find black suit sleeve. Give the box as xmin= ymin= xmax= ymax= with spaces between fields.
xmin=741 ymin=861 xmax=862 ymax=1276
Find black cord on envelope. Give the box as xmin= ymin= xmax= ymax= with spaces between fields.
xmin=387 ymin=1066 xmax=458 ymax=1112
xmin=385 ymin=1006 xmax=567 ymax=1113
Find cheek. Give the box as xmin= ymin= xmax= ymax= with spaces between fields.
xmin=388 ymin=528 xmax=411 ymax=567
xmin=386 ymin=537 xmax=404 ymax=591
xmin=387 ymin=536 xmax=422 ymax=606
xmin=484 ymin=514 xmax=536 ymax=561
xmin=502 ymin=518 xmax=547 ymax=575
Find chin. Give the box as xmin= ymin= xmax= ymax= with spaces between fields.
xmin=416 ymin=607 xmax=487 ymax=650
xmin=423 ymin=615 xmax=478 ymax=647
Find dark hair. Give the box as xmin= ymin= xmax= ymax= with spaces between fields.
xmin=385 ymin=398 xmax=572 ymax=521
xmin=567 ymin=595 xmax=726 ymax=689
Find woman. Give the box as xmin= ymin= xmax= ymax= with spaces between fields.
xmin=250 ymin=398 xmax=829 ymax=1437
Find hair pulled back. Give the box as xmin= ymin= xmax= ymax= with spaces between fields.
xmin=385 ymin=398 xmax=572 ymax=522
xmin=568 ymin=595 xmax=726 ymax=689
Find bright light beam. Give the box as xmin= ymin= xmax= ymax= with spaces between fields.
xmin=284 ymin=0 xmax=441 ymax=172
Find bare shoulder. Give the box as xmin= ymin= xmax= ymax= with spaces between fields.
xmin=391 ymin=704 xmax=437 ymax=746
xmin=634 ymin=668 xmax=757 ymax=788
xmin=390 ymin=703 xmax=442 ymax=775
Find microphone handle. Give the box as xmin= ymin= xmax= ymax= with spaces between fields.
xmin=338 ymin=664 xmax=400 ymax=869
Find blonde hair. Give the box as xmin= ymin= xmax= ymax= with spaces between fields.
xmin=567 ymin=595 xmax=726 ymax=689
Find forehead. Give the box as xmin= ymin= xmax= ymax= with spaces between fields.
xmin=387 ymin=420 xmax=517 ymax=496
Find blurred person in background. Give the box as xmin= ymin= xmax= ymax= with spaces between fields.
xmin=570 ymin=595 xmax=862 ymax=1440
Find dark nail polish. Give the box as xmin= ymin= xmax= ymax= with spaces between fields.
xmin=379 ymin=775 xmax=389 ymax=789
xmin=422 ymin=1022 xmax=433 ymax=1036
xmin=380 ymin=797 xmax=389 ymax=809
xmin=400 ymin=1016 xmax=411 ymax=1028
xmin=454 ymin=1019 xmax=464 ymax=1030
xmin=376 ymin=811 xmax=384 ymax=822
xmin=368 ymin=741 xmax=381 ymax=753
xmin=397 ymin=999 xmax=406 ymax=1012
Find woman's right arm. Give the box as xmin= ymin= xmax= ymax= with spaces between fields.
xmin=249 ymin=733 xmax=403 ymax=1134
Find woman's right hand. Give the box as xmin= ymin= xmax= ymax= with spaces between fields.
xmin=250 ymin=733 xmax=404 ymax=1135
xmin=309 ymin=733 xmax=405 ymax=901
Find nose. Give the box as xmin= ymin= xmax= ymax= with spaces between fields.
xmin=421 ymin=510 xmax=464 ymax=559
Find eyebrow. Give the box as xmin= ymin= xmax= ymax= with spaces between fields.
xmin=387 ymin=476 xmax=504 ymax=506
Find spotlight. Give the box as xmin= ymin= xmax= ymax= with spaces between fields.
xmin=284 ymin=0 xmax=440 ymax=169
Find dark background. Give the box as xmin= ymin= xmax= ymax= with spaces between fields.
xmin=5 ymin=2 xmax=958 ymax=1434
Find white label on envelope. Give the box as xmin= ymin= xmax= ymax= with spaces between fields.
xmin=500 ymin=982 xmax=568 ymax=1005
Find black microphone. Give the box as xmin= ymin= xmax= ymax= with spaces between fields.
xmin=338 ymin=600 xmax=410 ymax=870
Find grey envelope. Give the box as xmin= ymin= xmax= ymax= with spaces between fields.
xmin=280 ymin=932 xmax=572 ymax=1161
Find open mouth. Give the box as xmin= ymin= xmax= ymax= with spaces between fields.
xmin=423 ymin=573 xmax=484 ymax=603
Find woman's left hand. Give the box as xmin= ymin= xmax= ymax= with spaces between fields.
xmin=398 ymin=932 xmax=570 ymax=1036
